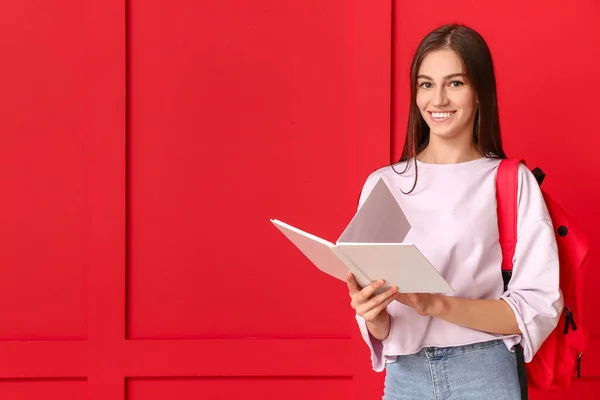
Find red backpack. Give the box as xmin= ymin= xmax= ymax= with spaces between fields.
xmin=496 ymin=158 xmax=591 ymax=393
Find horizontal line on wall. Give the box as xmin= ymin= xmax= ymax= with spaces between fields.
xmin=0 ymin=338 xmax=356 ymax=378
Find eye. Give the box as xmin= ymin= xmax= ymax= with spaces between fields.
xmin=419 ymin=82 xmax=432 ymax=89
xmin=449 ymin=80 xmax=464 ymax=87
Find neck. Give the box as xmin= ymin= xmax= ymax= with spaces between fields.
xmin=417 ymin=134 xmax=480 ymax=164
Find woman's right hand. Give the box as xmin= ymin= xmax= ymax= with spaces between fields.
xmin=347 ymin=272 xmax=398 ymax=340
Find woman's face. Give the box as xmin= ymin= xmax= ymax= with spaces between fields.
xmin=416 ymin=49 xmax=478 ymax=141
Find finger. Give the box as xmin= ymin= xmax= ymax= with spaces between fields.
xmin=346 ymin=272 xmax=361 ymax=296
xmin=362 ymin=293 xmax=396 ymax=322
xmin=357 ymin=286 xmax=398 ymax=315
xmin=356 ymin=279 xmax=386 ymax=303
xmin=366 ymin=285 xmax=398 ymax=310
xmin=352 ymin=279 xmax=384 ymax=309
xmin=394 ymin=292 xmax=407 ymax=302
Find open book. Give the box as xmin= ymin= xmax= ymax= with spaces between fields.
xmin=270 ymin=177 xmax=453 ymax=293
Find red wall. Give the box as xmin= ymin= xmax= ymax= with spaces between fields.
xmin=0 ymin=0 xmax=597 ymax=399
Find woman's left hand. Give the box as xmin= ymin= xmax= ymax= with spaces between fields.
xmin=394 ymin=293 xmax=447 ymax=317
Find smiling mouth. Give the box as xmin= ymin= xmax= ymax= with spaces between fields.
xmin=429 ymin=111 xmax=456 ymax=122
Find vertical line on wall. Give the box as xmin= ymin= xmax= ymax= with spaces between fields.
xmin=390 ymin=0 xmax=396 ymax=164
xmin=124 ymin=0 xmax=131 ymax=341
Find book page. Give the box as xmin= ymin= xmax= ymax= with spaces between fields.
xmin=337 ymin=177 xmax=411 ymax=244
xmin=337 ymin=243 xmax=454 ymax=293
xmin=270 ymin=219 xmax=349 ymax=282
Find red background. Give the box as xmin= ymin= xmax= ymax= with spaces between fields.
xmin=0 ymin=0 xmax=598 ymax=399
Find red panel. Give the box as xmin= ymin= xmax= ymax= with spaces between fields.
xmin=121 ymin=339 xmax=354 ymax=376
xmin=0 ymin=0 xmax=86 ymax=340
xmin=127 ymin=378 xmax=353 ymax=400
xmin=126 ymin=0 xmax=387 ymax=341
xmin=0 ymin=380 xmax=86 ymax=400
xmin=0 ymin=342 xmax=86 ymax=378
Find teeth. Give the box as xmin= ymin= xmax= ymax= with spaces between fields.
xmin=431 ymin=112 xmax=454 ymax=118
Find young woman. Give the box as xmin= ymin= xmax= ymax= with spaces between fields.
xmin=347 ymin=24 xmax=562 ymax=399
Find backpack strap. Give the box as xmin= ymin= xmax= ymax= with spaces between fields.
xmin=496 ymin=158 xmax=523 ymax=284
xmin=496 ymin=158 xmax=529 ymax=400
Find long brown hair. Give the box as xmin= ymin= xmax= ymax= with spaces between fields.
xmin=396 ymin=24 xmax=506 ymax=193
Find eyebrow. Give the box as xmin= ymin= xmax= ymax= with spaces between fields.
xmin=417 ymin=73 xmax=466 ymax=80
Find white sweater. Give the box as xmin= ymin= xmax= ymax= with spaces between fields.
xmin=355 ymin=156 xmax=563 ymax=372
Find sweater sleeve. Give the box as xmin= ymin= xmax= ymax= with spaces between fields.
xmin=355 ymin=307 xmax=399 ymax=372
xmin=499 ymin=164 xmax=564 ymax=362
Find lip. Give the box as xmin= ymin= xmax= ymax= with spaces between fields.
xmin=428 ymin=111 xmax=456 ymax=123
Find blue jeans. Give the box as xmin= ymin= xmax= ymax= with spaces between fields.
xmin=383 ymin=339 xmax=521 ymax=400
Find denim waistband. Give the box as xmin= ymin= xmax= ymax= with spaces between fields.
xmin=412 ymin=339 xmax=505 ymax=359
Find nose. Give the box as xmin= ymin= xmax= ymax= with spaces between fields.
xmin=433 ymin=87 xmax=449 ymax=107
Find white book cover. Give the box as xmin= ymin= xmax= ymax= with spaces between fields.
xmin=270 ymin=177 xmax=453 ymax=294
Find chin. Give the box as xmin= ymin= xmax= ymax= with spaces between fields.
xmin=429 ymin=129 xmax=460 ymax=139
